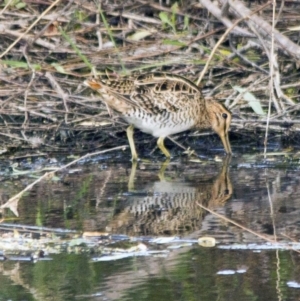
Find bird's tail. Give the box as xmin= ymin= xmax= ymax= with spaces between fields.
xmin=84 ymin=79 xmax=132 ymax=113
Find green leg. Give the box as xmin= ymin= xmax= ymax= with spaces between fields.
xmin=128 ymin=160 xmax=138 ymax=191
xmin=158 ymin=159 xmax=170 ymax=181
xmin=157 ymin=137 xmax=171 ymax=158
xmin=126 ymin=125 xmax=138 ymax=161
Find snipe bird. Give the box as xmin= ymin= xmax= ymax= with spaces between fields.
xmin=84 ymin=72 xmax=232 ymax=160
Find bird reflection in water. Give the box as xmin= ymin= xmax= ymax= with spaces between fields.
xmin=108 ymin=156 xmax=232 ymax=236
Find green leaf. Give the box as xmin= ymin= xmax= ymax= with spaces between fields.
xmin=1 ymin=59 xmax=40 ymax=70
xmin=219 ymin=49 xmax=232 ymax=56
xmin=51 ymin=63 xmax=66 ymax=74
xmin=4 ymin=0 xmax=17 ymax=5
xmin=2 ymin=60 xmax=28 ymax=68
xmin=171 ymin=2 xmax=179 ymax=14
xmin=127 ymin=30 xmax=154 ymax=41
xmin=159 ymin=12 xmax=176 ymax=32
xmin=159 ymin=12 xmax=170 ymax=24
xmin=171 ymin=2 xmax=178 ymax=25
xmin=15 ymin=2 xmax=26 ymax=9
xmin=75 ymin=10 xmax=87 ymax=22
xmin=162 ymin=39 xmax=187 ymax=46
xmin=184 ymin=15 xmax=189 ymax=30
xmin=233 ymin=86 xmax=266 ymax=115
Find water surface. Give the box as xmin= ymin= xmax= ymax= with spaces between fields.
xmin=1 ymin=149 xmax=300 ymax=300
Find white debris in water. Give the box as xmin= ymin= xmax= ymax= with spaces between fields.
xmin=287 ymin=281 xmax=300 ymax=288
xmin=236 ymin=268 xmax=247 ymax=273
xmin=218 ymin=242 xmax=300 ymax=250
xmin=91 ymin=250 xmax=169 ymax=262
xmin=217 ymin=267 xmax=248 ymax=275
xmin=216 ymin=270 xmax=236 ymax=275
xmin=167 ymin=243 xmax=193 ymax=249
xmin=150 ymin=237 xmax=179 ymax=244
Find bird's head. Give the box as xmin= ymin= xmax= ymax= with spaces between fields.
xmin=206 ymin=101 xmax=232 ymax=154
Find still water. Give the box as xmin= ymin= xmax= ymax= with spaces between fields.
xmin=1 ymin=148 xmax=300 ymax=300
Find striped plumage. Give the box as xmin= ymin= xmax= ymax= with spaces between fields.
xmin=84 ymin=72 xmax=232 ymax=160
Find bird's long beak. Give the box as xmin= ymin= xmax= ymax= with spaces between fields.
xmin=220 ymin=133 xmax=232 ymax=154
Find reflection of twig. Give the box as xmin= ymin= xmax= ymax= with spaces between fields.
xmin=196 ymin=201 xmax=300 ymax=253
xmin=197 ymin=201 xmax=273 ymax=240
xmin=275 ymin=250 xmax=283 ymax=301
xmin=0 ymin=145 xmax=127 ymax=216
xmin=266 ymin=177 xmax=276 ymax=241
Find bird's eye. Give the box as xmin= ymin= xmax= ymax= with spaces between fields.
xmin=222 ymin=113 xmax=228 ymax=119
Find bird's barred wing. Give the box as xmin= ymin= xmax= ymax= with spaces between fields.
xmin=85 ymin=73 xmax=203 ymax=115
xmin=131 ymin=72 xmax=203 ymax=114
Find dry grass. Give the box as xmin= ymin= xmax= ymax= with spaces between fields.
xmin=1 ymin=0 xmax=300 ymax=154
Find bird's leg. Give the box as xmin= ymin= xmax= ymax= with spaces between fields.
xmin=157 ymin=137 xmax=171 ymax=158
xmin=126 ymin=125 xmax=138 ymax=161
xmin=158 ymin=158 xmax=170 ymax=181
xmin=128 ymin=160 xmax=138 ymax=191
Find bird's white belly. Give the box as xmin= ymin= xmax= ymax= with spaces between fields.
xmin=124 ymin=116 xmax=194 ymax=137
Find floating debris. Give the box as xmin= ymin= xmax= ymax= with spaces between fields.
xmin=149 ymin=237 xmax=179 ymax=244
xmin=91 ymin=249 xmax=168 ymax=262
xmin=198 ymin=236 xmax=216 ymax=247
xmin=218 ymin=242 xmax=300 ymax=251
xmin=216 ymin=270 xmax=236 ymax=275
xmin=287 ymin=281 xmax=300 ymax=288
